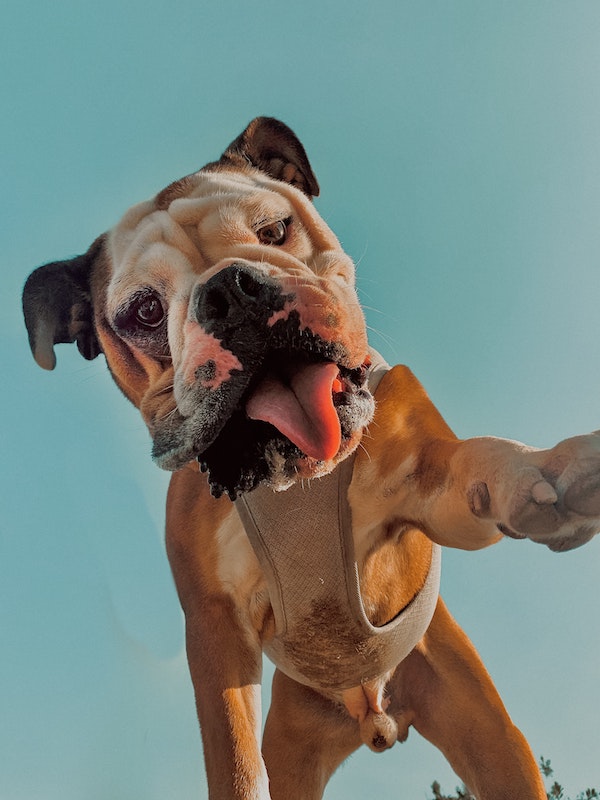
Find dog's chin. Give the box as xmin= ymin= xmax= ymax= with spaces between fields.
xmin=197 ymin=412 xmax=366 ymax=500
xmin=152 ymin=371 xmax=373 ymax=498
xmin=191 ymin=354 xmax=375 ymax=497
xmin=197 ymin=372 xmax=375 ymax=499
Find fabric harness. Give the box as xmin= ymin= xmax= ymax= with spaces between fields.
xmin=235 ymin=354 xmax=441 ymax=691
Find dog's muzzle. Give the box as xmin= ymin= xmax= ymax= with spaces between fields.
xmin=152 ymin=263 xmax=374 ymax=497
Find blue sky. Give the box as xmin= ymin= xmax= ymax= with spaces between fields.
xmin=2 ymin=1 xmax=600 ymax=797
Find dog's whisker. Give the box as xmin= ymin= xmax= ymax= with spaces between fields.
xmin=360 ymin=304 xmax=386 ymax=316
xmin=353 ymin=243 xmax=369 ymax=270
xmin=155 ymin=381 xmax=175 ymax=393
xmin=357 ymin=441 xmax=372 ymax=462
xmin=366 ymin=325 xmax=397 ymax=352
xmin=154 ymin=405 xmax=179 ymax=424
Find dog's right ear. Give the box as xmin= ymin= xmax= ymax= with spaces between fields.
xmin=22 ymin=236 xmax=104 ymax=370
xmin=219 ymin=117 xmax=320 ymax=199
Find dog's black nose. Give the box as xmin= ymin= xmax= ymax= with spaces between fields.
xmin=195 ymin=263 xmax=280 ymax=326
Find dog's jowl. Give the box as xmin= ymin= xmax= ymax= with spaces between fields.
xmin=23 ymin=117 xmax=600 ymax=800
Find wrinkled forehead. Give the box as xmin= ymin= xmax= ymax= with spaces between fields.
xmin=107 ymin=168 xmax=341 ymax=296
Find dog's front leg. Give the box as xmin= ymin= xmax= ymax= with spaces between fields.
xmin=167 ymin=467 xmax=270 ymax=800
xmin=352 ymin=365 xmax=600 ymax=552
xmin=427 ymin=431 xmax=600 ymax=552
xmin=184 ymin=601 xmax=267 ymax=800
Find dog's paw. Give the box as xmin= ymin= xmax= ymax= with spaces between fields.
xmin=469 ymin=432 xmax=600 ymax=551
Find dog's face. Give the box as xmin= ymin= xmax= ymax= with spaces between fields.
xmin=23 ymin=118 xmax=374 ymax=497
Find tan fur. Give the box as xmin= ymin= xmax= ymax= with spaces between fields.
xmin=23 ymin=118 xmax=600 ymax=799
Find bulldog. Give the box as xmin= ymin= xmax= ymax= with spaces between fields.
xmin=23 ymin=117 xmax=600 ymax=800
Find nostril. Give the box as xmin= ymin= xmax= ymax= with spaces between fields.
xmin=195 ymin=263 xmax=274 ymax=326
xmin=233 ymin=266 xmax=263 ymax=299
xmin=202 ymin=285 xmax=230 ymax=320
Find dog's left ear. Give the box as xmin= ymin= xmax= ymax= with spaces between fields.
xmin=22 ymin=236 xmax=104 ymax=370
xmin=220 ymin=117 xmax=320 ymax=198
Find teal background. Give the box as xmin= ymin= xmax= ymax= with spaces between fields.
xmin=2 ymin=1 xmax=600 ymax=796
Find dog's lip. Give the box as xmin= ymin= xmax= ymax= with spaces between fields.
xmin=246 ymin=360 xmax=343 ymax=461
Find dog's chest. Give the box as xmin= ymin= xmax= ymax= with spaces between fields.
xmin=235 ymin=460 xmax=441 ymax=692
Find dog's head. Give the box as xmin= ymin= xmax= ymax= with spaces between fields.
xmin=23 ymin=118 xmax=374 ymax=497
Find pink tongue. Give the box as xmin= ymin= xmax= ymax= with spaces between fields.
xmin=246 ymin=362 xmax=342 ymax=461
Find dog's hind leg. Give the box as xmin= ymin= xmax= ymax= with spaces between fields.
xmin=389 ymin=598 xmax=546 ymax=800
xmin=262 ymin=669 xmax=362 ymax=800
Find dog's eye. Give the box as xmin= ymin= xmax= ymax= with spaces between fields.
xmin=132 ymin=293 xmax=165 ymax=329
xmin=256 ymin=218 xmax=290 ymax=246
xmin=113 ymin=290 xmax=167 ymax=334
xmin=112 ymin=291 xmax=170 ymax=359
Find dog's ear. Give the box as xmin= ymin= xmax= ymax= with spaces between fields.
xmin=219 ymin=117 xmax=320 ymax=198
xmin=22 ymin=236 xmax=104 ymax=370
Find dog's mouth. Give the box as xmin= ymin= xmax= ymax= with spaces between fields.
xmin=197 ymin=349 xmax=373 ymax=498
xmin=152 ymin=312 xmax=374 ymax=498
xmin=245 ymin=356 xmax=345 ymax=462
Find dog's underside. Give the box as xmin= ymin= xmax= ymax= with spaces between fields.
xmin=23 ymin=117 xmax=600 ymax=800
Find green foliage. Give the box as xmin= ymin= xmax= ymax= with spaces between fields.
xmin=429 ymin=758 xmax=599 ymax=800
xmin=539 ymin=757 xmax=599 ymax=800
xmin=430 ymin=780 xmax=475 ymax=800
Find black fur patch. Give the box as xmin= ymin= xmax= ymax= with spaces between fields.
xmin=198 ymin=414 xmax=301 ymax=499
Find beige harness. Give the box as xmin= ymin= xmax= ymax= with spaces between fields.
xmin=235 ymin=356 xmax=441 ymax=691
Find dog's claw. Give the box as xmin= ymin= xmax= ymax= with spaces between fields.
xmin=531 ymin=480 xmax=558 ymax=505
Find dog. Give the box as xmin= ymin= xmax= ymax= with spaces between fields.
xmin=22 ymin=117 xmax=600 ymax=799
